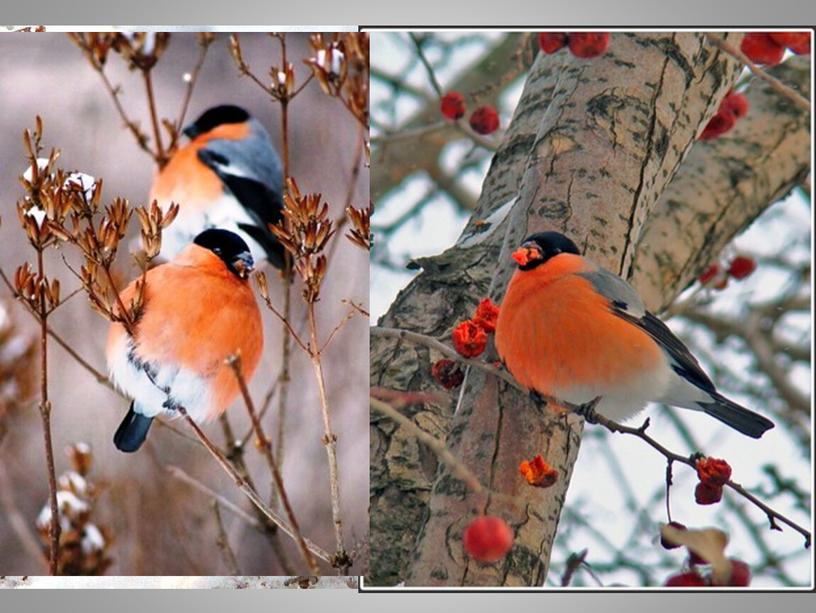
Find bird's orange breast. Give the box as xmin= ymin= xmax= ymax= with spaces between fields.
xmin=150 ymin=122 xmax=251 ymax=210
xmin=107 ymin=246 xmax=263 ymax=420
xmin=495 ymin=255 xmax=662 ymax=396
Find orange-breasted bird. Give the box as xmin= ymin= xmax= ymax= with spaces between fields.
xmin=151 ymin=104 xmax=285 ymax=268
xmin=494 ymin=231 xmax=774 ymax=438
xmin=107 ymin=229 xmax=264 ymax=452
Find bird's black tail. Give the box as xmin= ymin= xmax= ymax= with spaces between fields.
xmin=699 ymin=393 xmax=775 ymax=439
xmin=114 ymin=403 xmax=154 ymax=453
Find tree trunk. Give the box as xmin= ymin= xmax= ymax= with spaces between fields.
xmin=369 ymin=32 xmax=809 ymax=587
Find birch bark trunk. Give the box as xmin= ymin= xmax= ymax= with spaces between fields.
xmin=370 ymin=33 xmax=810 ymax=587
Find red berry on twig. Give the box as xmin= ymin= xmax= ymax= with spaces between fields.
xmin=727 ymin=559 xmax=752 ymax=586
xmin=473 ymin=298 xmax=500 ymax=333
xmin=721 ymin=91 xmax=750 ymax=119
xmin=568 ymin=32 xmax=610 ymax=58
xmin=695 ymin=482 xmax=724 ymax=505
xmin=538 ymin=32 xmax=567 ymax=54
xmin=698 ymin=263 xmax=720 ymax=285
xmin=728 ymin=255 xmax=757 ymax=280
xmin=699 ymin=110 xmax=736 ymax=140
xmin=440 ymin=91 xmax=466 ymax=120
xmin=431 ymin=359 xmax=465 ymax=389
xmin=696 ymin=457 xmax=732 ymax=487
xmin=463 ymin=515 xmax=514 ymax=563
xmin=469 ymin=105 xmax=500 ymax=135
xmin=451 ymin=320 xmax=488 ymax=358
xmin=740 ymin=33 xmax=786 ymax=66
xmin=769 ymin=32 xmax=811 ymax=55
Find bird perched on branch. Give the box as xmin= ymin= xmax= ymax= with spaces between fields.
xmin=151 ymin=104 xmax=286 ymax=267
xmin=107 ymin=229 xmax=264 ymax=452
xmin=494 ymin=231 xmax=774 ymax=439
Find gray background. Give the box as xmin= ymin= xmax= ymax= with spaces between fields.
xmin=3 ymin=0 xmax=816 ymax=609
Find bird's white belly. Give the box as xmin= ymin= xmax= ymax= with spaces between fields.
xmin=553 ymin=357 xmax=672 ymax=423
xmin=108 ymin=333 xmax=214 ymax=423
xmin=157 ymin=193 xmax=267 ymax=263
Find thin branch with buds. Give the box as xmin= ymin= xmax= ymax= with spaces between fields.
xmin=373 ymin=325 xmax=813 ymax=548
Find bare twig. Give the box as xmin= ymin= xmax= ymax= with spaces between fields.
xmin=370 ymin=396 xmax=482 ymax=494
xmin=212 ymin=500 xmax=241 ymax=575
xmin=227 ymin=355 xmax=319 ymax=574
xmin=706 ymin=36 xmax=810 ymax=113
xmin=375 ymin=324 xmax=812 ymax=548
xmin=175 ymin=406 xmax=332 ymax=564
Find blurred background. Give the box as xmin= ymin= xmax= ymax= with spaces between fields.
xmin=371 ymin=32 xmax=812 ymax=587
xmin=0 ymin=31 xmax=368 ymax=575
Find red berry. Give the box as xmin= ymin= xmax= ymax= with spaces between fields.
xmin=769 ymin=32 xmax=811 ymax=55
xmin=660 ymin=521 xmax=687 ymax=550
xmin=568 ymin=32 xmax=610 ymax=58
xmin=721 ymin=91 xmax=750 ymax=119
xmin=728 ymin=255 xmax=757 ymax=280
xmin=538 ymin=32 xmax=567 ymax=54
xmin=431 ymin=359 xmax=465 ymax=389
xmin=695 ymin=482 xmax=724 ymax=505
xmin=665 ymin=571 xmax=708 ymax=587
xmin=469 ymin=105 xmax=500 ymax=135
xmin=740 ymin=33 xmax=785 ymax=65
xmin=696 ymin=457 xmax=732 ymax=487
xmin=463 ymin=515 xmax=513 ymax=563
xmin=727 ymin=559 xmax=752 ymax=586
xmin=698 ymin=263 xmax=720 ymax=285
xmin=699 ymin=109 xmax=736 ymax=140
xmin=440 ymin=91 xmax=466 ymax=120
xmin=473 ymin=298 xmax=500 ymax=333
xmin=451 ymin=320 xmax=488 ymax=358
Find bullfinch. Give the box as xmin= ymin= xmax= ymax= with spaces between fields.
xmin=494 ymin=231 xmax=774 ymax=439
xmin=150 ymin=104 xmax=285 ymax=267
xmin=107 ymin=228 xmax=264 ymax=452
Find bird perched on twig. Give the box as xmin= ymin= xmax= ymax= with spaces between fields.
xmin=107 ymin=229 xmax=264 ymax=452
xmin=494 ymin=231 xmax=774 ymax=438
xmin=150 ymin=104 xmax=286 ymax=267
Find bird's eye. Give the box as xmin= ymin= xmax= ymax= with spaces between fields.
xmin=213 ymin=247 xmax=222 ymax=254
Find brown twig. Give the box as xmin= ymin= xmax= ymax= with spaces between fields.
xmin=212 ymin=500 xmax=241 ymax=575
xmin=168 ymin=35 xmax=213 ymax=155
xmin=227 ymin=355 xmax=319 ymax=574
xmin=375 ymin=325 xmax=812 ymax=548
xmin=370 ymin=396 xmax=482 ymax=494
xmin=35 ymin=247 xmax=60 ymax=575
xmin=175 ymin=405 xmax=331 ymax=563
xmin=307 ymin=304 xmax=349 ymax=572
xmin=706 ymin=36 xmax=811 ymax=113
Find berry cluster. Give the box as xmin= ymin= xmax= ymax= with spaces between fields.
xmin=698 ymin=255 xmax=757 ymax=290
xmin=439 ymin=91 xmax=500 ymax=135
xmin=432 ymin=298 xmax=500 ymax=389
xmin=661 ymin=523 xmax=751 ymax=587
xmin=694 ymin=456 xmax=732 ymax=506
xmin=741 ymin=32 xmax=810 ymax=66
xmin=699 ymin=90 xmax=749 ymax=140
xmin=538 ymin=32 xmax=610 ymax=59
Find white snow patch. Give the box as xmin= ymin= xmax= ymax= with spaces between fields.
xmin=81 ymin=523 xmax=106 ymax=553
xmin=456 ymin=196 xmax=517 ymax=248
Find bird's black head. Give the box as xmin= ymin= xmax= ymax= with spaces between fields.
xmin=183 ymin=105 xmax=251 ymax=139
xmin=511 ymin=231 xmax=580 ymax=271
xmin=193 ymin=229 xmax=254 ymax=279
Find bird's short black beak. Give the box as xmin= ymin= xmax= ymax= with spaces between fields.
xmin=231 ymin=252 xmax=255 ymax=279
